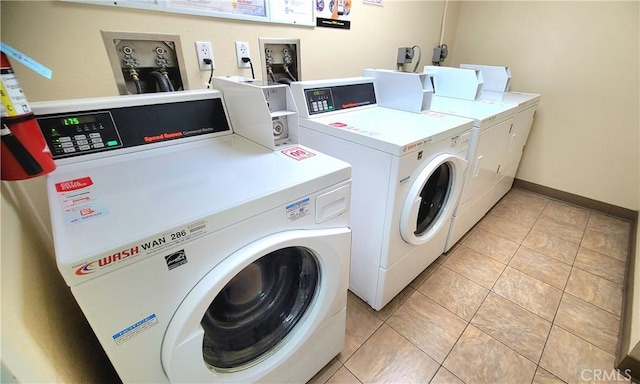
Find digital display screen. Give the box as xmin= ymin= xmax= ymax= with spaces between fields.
xmin=62 ymin=115 xmax=97 ymax=126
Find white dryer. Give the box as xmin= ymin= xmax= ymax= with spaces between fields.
xmin=428 ymin=95 xmax=518 ymax=251
xmin=290 ymin=77 xmax=474 ymax=310
xmin=459 ymin=64 xmax=541 ymax=204
xmin=34 ymin=90 xmax=352 ymax=383
xmin=475 ymin=90 xmax=540 ymax=203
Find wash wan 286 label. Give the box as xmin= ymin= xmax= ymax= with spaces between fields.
xmin=72 ymin=219 xmax=209 ymax=278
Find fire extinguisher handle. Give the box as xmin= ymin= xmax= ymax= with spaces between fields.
xmin=1 ymin=126 xmax=44 ymax=175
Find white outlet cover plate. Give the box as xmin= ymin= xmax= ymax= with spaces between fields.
xmin=235 ymin=41 xmax=251 ymax=68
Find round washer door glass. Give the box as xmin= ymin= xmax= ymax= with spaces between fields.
xmin=415 ymin=162 xmax=451 ymax=235
xmin=200 ymin=246 xmax=319 ymax=371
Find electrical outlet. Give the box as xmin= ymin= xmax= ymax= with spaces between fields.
xmin=235 ymin=41 xmax=251 ymax=68
xmin=195 ymin=41 xmax=214 ymax=71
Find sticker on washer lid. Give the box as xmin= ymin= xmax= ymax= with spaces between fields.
xmin=112 ymin=314 xmax=159 ymax=346
xmin=54 ymin=177 xmax=109 ymax=225
xmin=281 ymin=146 xmax=316 ymax=161
xmin=425 ymin=111 xmax=445 ymax=118
xmin=286 ymin=197 xmax=310 ymax=222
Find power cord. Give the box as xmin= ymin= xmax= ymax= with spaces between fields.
xmin=241 ymin=57 xmax=255 ymax=79
xmin=204 ymin=58 xmax=214 ymax=88
xmin=411 ymin=45 xmax=422 ymax=73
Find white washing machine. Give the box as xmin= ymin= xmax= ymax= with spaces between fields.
xmin=427 ymin=95 xmax=518 ymax=251
xmin=33 ymin=90 xmax=352 ymax=383
xmin=459 ymin=64 xmax=541 ymax=205
xmin=290 ymin=77 xmax=474 ymax=310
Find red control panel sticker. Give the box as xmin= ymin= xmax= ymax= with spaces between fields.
xmin=329 ymin=122 xmax=348 ymax=127
xmin=55 ymin=177 xmax=93 ymax=192
xmin=281 ymin=146 xmax=316 ymax=161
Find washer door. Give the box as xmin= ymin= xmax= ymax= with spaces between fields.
xmin=161 ymin=228 xmax=350 ymax=383
xmin=400 ymin=153 xmax=466 ymax=245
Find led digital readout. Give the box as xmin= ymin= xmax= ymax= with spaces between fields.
xmin=61 ymin=115 xmax=97 ymax=126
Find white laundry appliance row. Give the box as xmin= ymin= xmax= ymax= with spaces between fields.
xmin=33 ymin=89 xmax=352 ymax=383
xmin=214 ymin=76 xmax=476 ymax=311
xmin=367 ymin=66 xmax=539 ymax=251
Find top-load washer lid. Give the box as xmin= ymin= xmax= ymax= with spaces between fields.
xmin=429 ymin=95 xmax=519 ymax=128
xmin=37 ymin=91 xmax=351 ymax=287
xmin=297 ymin=107 xmax=474 ymax=156
xmin=290 ymin=77 xmax=474 ymax=157
xmin=46 ymin=136 xmax=350 ymax=286
xmin=477 ymin=91 xmax=541 ymax=111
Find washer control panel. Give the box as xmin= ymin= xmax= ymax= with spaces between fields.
xmin=303 ymin=82 xmax=376 ymax=116
xmin=36 ymin=97 xmax=231 ymax=160
xmin=38 ymin=112 xmax=122 ymax=158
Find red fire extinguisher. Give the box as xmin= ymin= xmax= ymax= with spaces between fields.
xmin=1 ymin=51 xmax=56 ymax=181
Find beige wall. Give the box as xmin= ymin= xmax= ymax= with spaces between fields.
xmin=1 ymin=181 xmax=120 ymax=383
xmin=1 ymin=0 xmax=449 ymax=100
xmin=449 ymin=1 xmax=640 ymax=211
xmin=0 ymin=0 xmax=453 ymax=381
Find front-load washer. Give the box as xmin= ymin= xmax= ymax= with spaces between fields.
xmin=290 ymin=77 xmax=474 ymax=310
xmin=427 ymin=95 xmax=518 ymax=251
xmin=33 ymin=90 xmax=352 ymax=383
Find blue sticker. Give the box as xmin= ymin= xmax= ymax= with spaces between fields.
xmin=112 ymin=314 xmax=158 ymax=345
xmin=1 ymin=42 xmax=52 ymax=79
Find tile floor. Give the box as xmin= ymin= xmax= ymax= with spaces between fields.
xmin=309 ymin=188 xmax=633 ymax=384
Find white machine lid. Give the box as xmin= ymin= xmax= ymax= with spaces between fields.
xmin=429 ymin=95 xmax=518 ymax=127
xmin=478 ymin=90 xmax=541 ymax=110
xmin=47 ymin=135 xmax=350 ymax=285
xmin=300 ymin=107 xmax=473 ymax=156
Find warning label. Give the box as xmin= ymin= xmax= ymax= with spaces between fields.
xmin=112 ymin=314 xmax=158 ymax=346
xmin=286 ymin=197 xmax=310 ymax=222
xmin=55 ymin=176 xmax=109 ymax=225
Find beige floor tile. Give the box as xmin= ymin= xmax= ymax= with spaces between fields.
xmin=522 ymin=230 xmax=580 ymax=265
xmin=462 ymin=228 xmax=520 ymax=264
xmin=539 ymin=326 xmax=617 ymax=384
xmin=338 ymin=292 xmax=383 ymax=362
xmin=581 ymin=228 xmax=629 ymax=263
xmin=509 ymin=246 xmax=572 ymax=289
xmin=326 ymin=367 xmax=362 ymax=384
xmin=532 ymin=215 xmax=585 ymax=243
xmin=502 ymin=189 xmax=550 ymax=212
xmin=478 ymin=212 xmax=531 ymax=243
xmin=533 ymin=367 xmax=567 ymax=384
xmin=443 ymin=325 xmax=537 ymax=384
xmin=554 ymin=293 xmax=620 ymax=355
xmin=540 ymin=200 xmax=590 ymax=230
xmin=443 ymin=246 xmax=506 ymax=289
xmin=374 ymin=285 xmax=415 ymax=322
xmin=345 ymin=324 xmax=439 ymax=383
xmin=574 ymin=247 xmax=626 ymax=285
xmin=308 ymin=358 xmax=343 ymax=384
xmin=492 ymin=267 xmax=562 ymax=321
xmin=565 ymin=268 xmax=623 ymax=316
xmin=429 ymin=367 xmax=464 ymax=384
xmin=386 ymin=291 xmax=467 ymax=363
xmin=409 ymin=262 xmax=440 ymax=289
xmin=418 ymin=266 xmax=489 ymax=321
xmin=586 ymin=213 xmax=632 ymax=235
xmin=471 ymin=292 xmax=552 ymax=363
xmin=488 ymin=190 xmax=547 ymax=228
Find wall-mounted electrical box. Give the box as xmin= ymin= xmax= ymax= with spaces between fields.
xmin=258 ymin=38 xmax=301 ymax=85
xmin=212 ymin=76 xmax=299 ymax=149
xmin=101 ymin=31 xmax=189 ymax=95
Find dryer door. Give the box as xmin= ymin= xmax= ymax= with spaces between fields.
xmin=400 ymin=153 xmax=466 ymax=245
xmin=161 ymin=227 xmax=350 ymax=383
